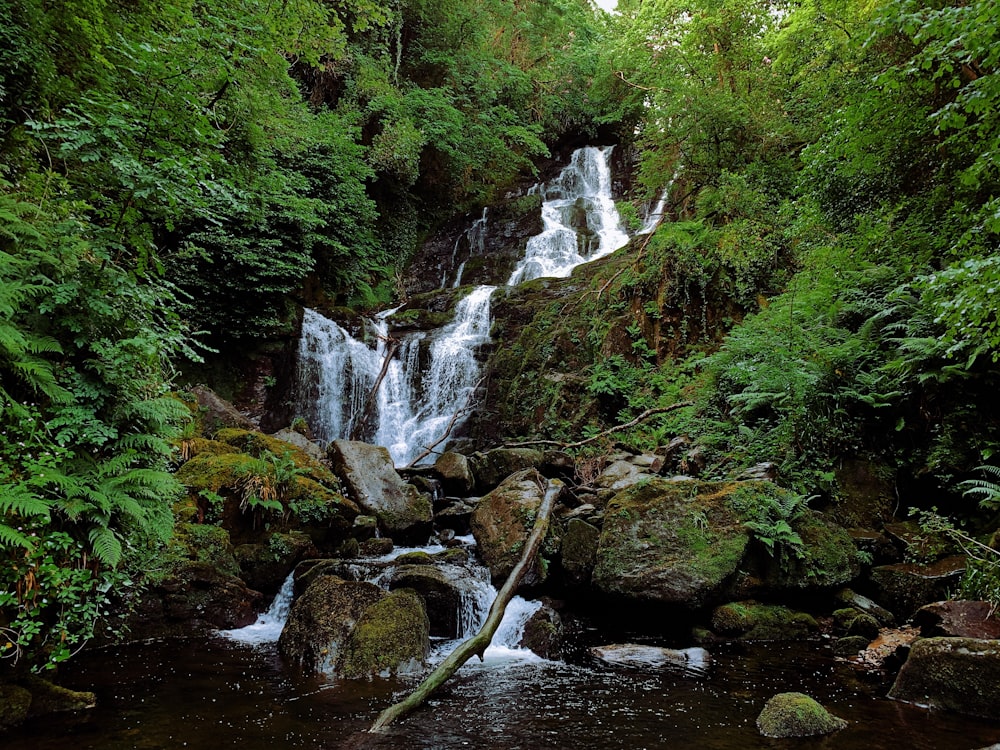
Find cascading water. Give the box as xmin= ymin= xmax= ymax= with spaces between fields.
xmin=217 ymin=572 xmax=296 ymax=645
xmin=507 ymin=145 xmax=629 ymax=285
xmin=296 ymin=145 xmax=626 ymax=465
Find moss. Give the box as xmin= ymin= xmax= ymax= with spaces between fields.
xmin=0 ymin=684 xmax=32 ymax=729
xmin=169 ymin=523 xmax=240 ymax=577
xmin=710 ymin=601 xmax=818 ymax=640
xmin=340 ymin=589 xmax=429 ymax=679
xmin=22 ymin=676 xmax=96 ymax=718
xmin=212 ymin=428 xmax=340 ymax=488
xmin=394 ymin=551 xmax=434 ymax=565
xmin=174 ymin=452 xmax=257 ymax=495
xmin=757 ymin=692 xmax=847 ymax=737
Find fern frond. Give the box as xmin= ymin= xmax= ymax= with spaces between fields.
xmin=0 ymin=523 xmax=36 ymax=550
xmin=0 ymin=486 xmax=51 ymax=519
xmin=88 ymin=526 xmax=123 ymax=568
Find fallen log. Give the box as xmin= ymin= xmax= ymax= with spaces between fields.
xmin=369 ymin=478 xmax=561 ymax=732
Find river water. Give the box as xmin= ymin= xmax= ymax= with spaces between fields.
xmin=7 ymin=634 xmax=999 ymax=749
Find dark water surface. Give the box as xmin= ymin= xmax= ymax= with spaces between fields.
xmin=6 ymin=636 xmax=999 ymax=750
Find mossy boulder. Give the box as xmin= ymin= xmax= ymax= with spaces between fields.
xmin=278 ymin=576 xmax=385 ymax=674
xmin=592 ymin=480 xmax=751 ymax=608
xmin=329 ymin=440 xmax=432 ymax=543
xmin=710 ymin=601 xmax=818 ymax=640
xmin=869 ymin=556 xmax=967 ymax=620
xmin=757 ymin=692 xmax=847 ymax=737
xmin=470 ymin=468 xmax=553 ymax=584
xmin=434 ymin=451 xmax=476 ymax=495
xmin=468 ymin=448 xmax=545 ymax=494
xmin=520 ymin=603 xmax=563 ymax=659
xmin=0 ymin=684 xmax=32 ymax=729
xmin=234 ymin=531 xmax=317 ymax=594
xmin=559 ymin=517 xmax=601 ymax=586
xmin=214 ymin=428 xmax=340 ymax=487
xmin=21 ymin=676 xmax=96 ymax=718
xmin=758 ymin=510 xmax=861 ymax=591
xmin=889 ymin=637 xmax=1000 ymax=719
xmin=340 ymin=589 xmax=430 ymax=679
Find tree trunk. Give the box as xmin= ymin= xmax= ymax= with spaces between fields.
xmin=369 ymin=478 xmax=561 ymax=732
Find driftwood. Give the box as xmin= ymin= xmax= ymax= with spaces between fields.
xmin=369 ymin=478 xmax=561 ymax=732
xmin=503 ymin=401 xmax=693 ymax=451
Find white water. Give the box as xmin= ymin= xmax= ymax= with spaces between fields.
xmin=638 ymin=189 xmax=669 ymax=235
xmin=507 ymin=146 xmax=629 ymax=285
xmin=217 ymin=572 xmax=296 ymax=645
xmin=296 ymin=145 xmax=627 ymax=465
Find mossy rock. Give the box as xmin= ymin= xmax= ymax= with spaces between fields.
xmin=468 ymin=448 xmax=545 ymax=494
xmin=560 ymin=517 xmax=601 ymax=586
xmin=170 ymin=523 xmax=240 ymax=577
xmin=22 ymin=676 xmax=96 ymax=718
xmin=710 ymin=601 xmax=818 ymax=641
xmin=278 ymin=576 xmax=386 ymax=674
xmin=393 ymin=551 xmax=434 ymax=565
xmin=213 ymin=428 xmax=341 ymax=488
xmin=889 ymin=637 xmax=1000 ymax=719
xmin=0 ymin=684 xmax=32 ymax=729
xmin=340 ymin=589 xmax=430 ymax=679
xmin=174 ymin=451 xmax=258 ymax=496
xmin=757 ymin=692 xmax=847 ymax=737
xmin=470 ymin=468 xmax=553 ymax=584
xmin=869 ymin=556 xmax=967 ymax=620
xmin=593 ymin=480 xmax=751 ymax=608
xmin=182 ymin=437 xmax=241 ymax=459
xmin=762 ymin=510 xmax=861 ymax=591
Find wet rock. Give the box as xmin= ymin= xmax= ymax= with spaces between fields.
xmin=592 ymin=460 xmax=648 ymax=493
xmin=889 ymin=637 xmax=1000 ymax=719
xmin=520 ymin=603 xmax=564 ymax=659
xmin=835 ymin=588 xmax=896 ymax=626
xmin=869 ymin=556 xmax=967 ymax=620
xmin=340 ymin=589 xmax=430 ymax=679
xmin=756 ymin=692 xmax=847 ymax=737
xmin=0 ymin=684 xmax=33 ymax=729
xmin=329 ymin=439 xmax=432 ymax=543
xmin=293 ymin=558 xmax=362 ymax=594
xmin=592 ymin=480 xmax=751 ymax=608
xmin=351 ymin=515 xmax=379 ymax=541
xmin=914 ymin=600 xmax=1000 ymax=639
xmin=468 ymin=448 xmax=545 ymax=494
xmin=271 ymin=428 xmax=326 ymax=464
xmin=359 ymin=538 xmax=394 ymax=557
xmin=855 ymin=626 xmax=920 ymax=671
xmin=234 ymin=531 xmax=317 ymax=595
xmin=435 ymin=500 xmax=476 ymax=534
xmin=710 ymin=601 xmax=819 ymax=640
xmin=559 ymin=518 xmax=600 ymax=586
xmin=278 ymin=576 xmax=385 ymax=673
xmin=471 ymin=468 xmax=553 ymax=585
xmin=21 ymin=676 xmax=96 ymax=719
xmin=590 ymin=644 xmax=711 ymax=675
xmin=755 ymin=510 xmax=861 ymax=593
xmin=736 ymin=462 xmax=778 ymax=482
xmin=833 ymin=635 xmax=872 ymax=657
xmin=189 ymin=385 xmax=255 ymax=435
xmin=434 ymin=451 xmax=476 ymax=495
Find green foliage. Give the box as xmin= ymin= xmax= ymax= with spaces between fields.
xmin=729 ymin=483 xmax=807 ymax=559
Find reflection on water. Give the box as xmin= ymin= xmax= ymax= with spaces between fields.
xmin=5 ymin=636 xmax=999 ymax=750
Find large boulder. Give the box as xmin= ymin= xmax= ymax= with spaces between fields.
xmin=388 ymin=562 xmax=485 ymax=638
xmin=468 ymin=448 xmax=545 ymax=494
xmin=889 ymin=637 xmax=1000 ymax=719
xmin=188 ymin=385 xmax=255 ymax=435
xmin=340 ymin=589 xmax=430 ymax=679
xmin=470 ymin=468 xmax=552 ymax=584
xmin=434 ymin=451 xmax=476 ymax=495
xmin=709 ymin=601 xmax=818 ymax=641
xmin=329 ymin=440 xmax=432 ymax=543
xmin=914 ymin=600 xmax=1000 ymax=639
xmin=754 ymin=510 xmax=861 ymax=593
xmin=869 ymin=556 xmax=967 ymax=620
xmin=592 ymin=480 xmax=751 ymax=608
xmin=592 ymin=460 xmax=649 ymax=494
xmin=756 ymin=692 xmax=847 ymax=738
xmin=278 ymin=576 xmax=385 ymax=673
xmin=559 ymin=518 xmax=601 ymax=587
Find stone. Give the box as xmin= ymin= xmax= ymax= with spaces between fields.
xmin=387 ymin=564 xmax=470 ymax=638
xmin=592 ymin=480 xmax=751 ymax=608
xmin=835 ymin=588 xmax=896 ymax=626
xmin=278 ymin=576 xmax=385 ymax=673
xmin=869 ymin=556 xmax=967 ymax=620
xmin=468 ymin=448 xmax=545 ymax=494
xmin=520 ymin=603 xmax=564 ymax=659
xmin=559 ymin=518 xmax=600 ymax=586
xmin=340 ymin=589 xmax=430 ymax=679
xmin=234 ymin=531 xmax=316 ymax=595
xmin=0 ymin=684 xmax=32 ymax=729
xmin=540 ymin=450 xmax=576 ymax=479
xmin=590 ymin=644 xmax=711 ymax=675
xmin=889 ymin=637 xmax=1000 ymax=719
xmin=914 ymin=600 xmax=1000 ymax=639
xmin=190 ymin=384 xmax=255 ymax=435
xmin=736 ymin=462 xmax=778 ymax=481
xmin=435 ymin=500 xmax=476 ymax=534
xmin=21 ymin=676 xmax=96 ymax=718
xmin=271 ymin=428 xmax=327 ymax=464
xmin=592 ymin=460 xmax=648 ymax=492
xmin=359 ymin=538 xmax=394 ymax=557
xmin=756 ymin=692 xmax=847 ymax=737
xmin=709 ymin=601 xmax=818 ymax=640
xmin=434 ymin=451 xmax=476 ymax=495
xmin=328 ymin=440 xmax=432 ymax=543
xmin=833 ymin=635 xmax=872 ymax=657
xmin=756 ymin=510 xmax=861 ymax=593
xmin=470 ymin=468 xmax=553 ymax=584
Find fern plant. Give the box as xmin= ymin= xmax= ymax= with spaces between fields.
xmin=961 ymin=465 xmax=1000 ymax=512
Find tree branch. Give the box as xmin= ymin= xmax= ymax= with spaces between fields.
xmin=369 ymin=479 xmax=561 ymax=732
xmin=502 ymin=401 xmax=693 ymax=450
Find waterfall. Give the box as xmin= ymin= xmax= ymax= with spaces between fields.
xmin=297 ymin=286 xmax=494 ymax=466
xmin=296 ymin=145 xmax=626 ymax=465
xmin=507 ymin=145 xmax=629 ymax=285
xmin=638 ymin=190 xmax=669 ymax=235
xmin=217 ymin=572 xmax=296 ymax=645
